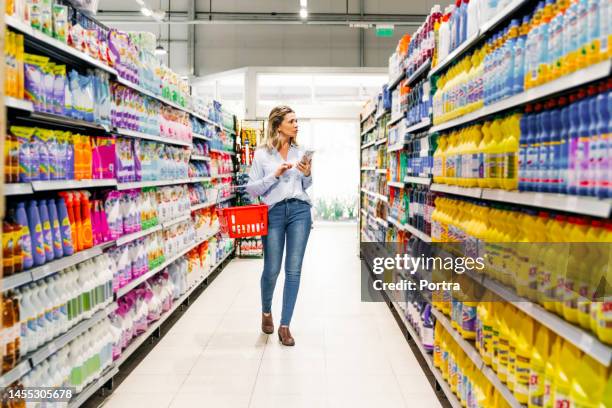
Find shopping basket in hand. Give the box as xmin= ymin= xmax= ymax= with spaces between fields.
xmin=214 ymin=187 xmax=268 ymax=238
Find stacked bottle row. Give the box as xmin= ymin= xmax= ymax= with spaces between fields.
xmin=432 ymin=0 xmax=611 ymax=124
xmin=388 ymin=186 xmax=437 ymax=236
xmin=237 ymin=238 xmax=264 ymax=257
xmin=107 ymin=231 xmax=165 ymax=291
xmin=434 ymin=295 xmax=611 ymax=406
xmin=20 ymin=318 xmax=115 ymax=397
xmin=519 ymin=81 xmax=611 ymax=198
xmin=111 ymin=83 xmax=192 ymax=143
xmin=400 ymin=78 xmax=432 ymax=126
xmin=405 ymin=132 xmax=437 ymax=178
xmin=431 ymin=196 xmax=612 ymax=344
xmin=7 ymin=1 xmax=191 ymax=107
xmin=391 ymin=7 xmax=442 ymax=79
xmin=432 ymin=113 xmax=521 ymax=189
xmin=433 ymin=320 xmax=530 ymax=408
xmin=1 ymin=253 xmax=114 ymax=375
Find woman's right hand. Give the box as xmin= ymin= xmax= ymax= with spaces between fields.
xmin=274 ymin=163 xmax=293 ymax=177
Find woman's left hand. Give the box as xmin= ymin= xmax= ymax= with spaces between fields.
xmin=297 ymin=160 xmax=311 ymax=177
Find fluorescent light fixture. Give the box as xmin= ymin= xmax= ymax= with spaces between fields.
xmin=140 ymin=7 xmax=152 ymax=16
xmin=152 ymin=10 xmax=165 ymax=21
xmin=154 ymin=45 xmax=167 ymax=56
xmin=300 ymin=0 xmax=307 ymax=7
xmin=299 ymin=8 xmax=308 ymax=19
xmin=135 ymin=0 xmax=145 ymax=5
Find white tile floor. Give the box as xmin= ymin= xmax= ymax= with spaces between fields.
xmin=101 ymin=223 xmax=442 ymax=408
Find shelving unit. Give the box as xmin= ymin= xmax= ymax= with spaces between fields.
xmin=431 ymin=309 xmax=522 ymax=408
xmin=431 ymin=183 xmax=612 ymax=217
xmin=466 ymin=271 xmax=612 ymax=366
xmin=430 ymin=60 xmax=611 ymax=134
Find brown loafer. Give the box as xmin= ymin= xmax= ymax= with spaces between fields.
xmin=278 ymin=326 xmax=295 ymax=346
xmin=262 ymin=313 xmax=274 ymax=334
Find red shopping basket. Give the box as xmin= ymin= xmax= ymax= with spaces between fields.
xmin=217 ymin=204 xmax=268 ymax=238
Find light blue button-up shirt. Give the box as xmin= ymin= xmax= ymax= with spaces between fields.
xmin=246 ymin=145 xmax=313 ymax=208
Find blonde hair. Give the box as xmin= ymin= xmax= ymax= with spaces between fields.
xmin=265 ymin=105 xmax=297 ymax=151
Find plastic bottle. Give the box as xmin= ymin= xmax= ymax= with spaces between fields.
xmin=525 ymin=4 xmax=543 ymax=89
xmin=553 ymin=341 xmax=581 ymax=407
xmin=78 ymin=191 xmax=94 ymax=249
xmin=576 ymin=0 xmax=590 ymax=69
xmin=27 ymin=200 xmax=46 ymax=266
xmin=595 ymin=80 xmax=610 ymax=198
xmin=56 ymin=198 xmax=74 ymax=256
xmin=15 ymin=203 xmax=33 ymax=270
xmin=568 ymin=91 xmax=584 ymax=195
xmin=47 ymin=199 xmax=63 ymax=259
xmin=467 ymin=0 xmax=480 ymax=39
xmin=38 ymin=199 xmax=54 ymax=262
xmin=536 ymin=0 xmax=554 ymax=86
xmin=528 ymin=325 xmax=551 ymax=407
xmin=537 ymin=101 xmax=553 ymax=192
xmin=575 ymin=87 xmax=594 ymax=195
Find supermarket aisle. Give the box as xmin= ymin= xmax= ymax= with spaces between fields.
xmin=101 ymin=223 xmax=441 ymax=408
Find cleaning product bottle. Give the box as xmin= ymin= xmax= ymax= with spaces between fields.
xmin=528 ymin=104 xmax=542 ymax=191
xmin=15 ymin=202 xmax=33 ymax=270
xmin=56 ymin=198 xmax=74 ymax=256
xmin=548 ymin=97 xmax=564 ymax=193
xmin=595 ymin=80 xmax=610 ymax=199
xmin=514 ymin=312 xmax=534 ymax=403
xmin=577 ymin=85 xmax=598 ymax=195
xmin=47 ymin=199 xmax=63 ymax=259
xmin=529 ymin=324 xmax=552 ymax=407
xmin=568 ymin=91 xmax=585 ymax=195
xmin=38 ymin=199 xmax=54 ymax=262
xmin=576 ymin=0 xmax=590 ymax=69
xmin=543 ymin=336 xmax=562 ymax=408
xmin=537 ymin=101 xmax=553 ymax=192
xmin=553 ymin=341 xmax=581 ymax=407
xmin=569 ymin=353 xmax=607 ymax=406
xmin=78 ymin=191 xmax=93 ymax=249
xmin=27 ymin=200 xmax=46 ymax=266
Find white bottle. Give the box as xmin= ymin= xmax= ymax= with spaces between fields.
xmin=467 ymin=0 xmax=480 ymax=38
xmin=44 ymin=277 xmax=60 ymax=339
xmin=53 ymin=274 xmax=68 ymax=335
xmin=29 ymin=283 xmax=45 ymax=350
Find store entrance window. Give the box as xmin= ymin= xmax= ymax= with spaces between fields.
xmin=298 ymin=119 xmax=360 ymax=222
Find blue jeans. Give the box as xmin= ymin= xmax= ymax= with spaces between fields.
xmin=261 ymin=198 xmax=312 ymax=326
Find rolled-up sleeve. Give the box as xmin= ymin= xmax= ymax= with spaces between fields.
xmin=246 ymin=150 xmax=278 ymax=197
xmin=302 ymin=174 xmax=312 ymax=190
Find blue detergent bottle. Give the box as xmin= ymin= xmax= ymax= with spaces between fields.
xmin=548 ymin=98 xmax=562 ymax=194
xmin=519 ymin=104 xmax=533 ymax=191
xmin=38 ymin=199 xmax=54 ymax=262
xmin=567 ymin=90 xmax=585 ymax=195
xmin=535 ymin=102 xmax=550 ymax=192
xmin=526 ymin=104 xmax=541 ymax=191
xmin=558 ymin=96 xmax=570 ymax=194
xmin=595 ymin=80 xmax=610 ymax=198
xmin=587 ymin=85 xmax=600 ymax=196
xmin=47 ymin=199 xmax=64 ymax=259
xmin=27 ymin=200 xmax=46 ymax=266
xmin=505 ymin=20 xmax=519 ymax=99
xmin=576 ymin=87 xmax=595 ymax=196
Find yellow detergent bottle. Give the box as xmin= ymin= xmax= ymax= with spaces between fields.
xmin=592 ymin=221 xmax=612 ymax=342
xmin=514 ymin=312 xmax=534 ymax=404
xmin=540 ymin=215 xmax=567 ymax=311
xmin=553 ymin=217 xmax=575 ymax=316
xmin=478 ymin=121 xmax=493 ymax=188
xmin=517 ymin=211 xmax=539 ymax=299
xmin=477 ymin=300 xmax=494 ymax=365
xmin=570 ymin=353 xmax=607 ymax=408
xmin=534 ymin=212 xmax=553 ymax=300
xmin=576 ymin=220 xmax=604 ymax=330
xmin=501 ymin=113 xmax=521 ymax=191
xmin=600 ymin=372 xmax=612 ymax=408
xmin=434 ymin=320 xmax=443 ymax=368
xmin=496 ymin=304 xmax=511 ymax=383
xmin=506 ymin=311 xmax=519 ymax=392
xmin=553 ymin=341 xmax=581 ymax=408
xmin=487 ymin=117 xmax=505 ymax=190
xmin=446 ymin=132 xmax=458 ymax=185
xmin=543 ymin=336 xmax=561 ymax=408
xmin=455 ymin=128 xmax=468 ymax=187
xmin=563 ymin=217 xmax=590 ymax=323
xmin=529 ymin=324 xmax=552 ymax=408
xmin=434 ymin=135 xmax=448 ymax=184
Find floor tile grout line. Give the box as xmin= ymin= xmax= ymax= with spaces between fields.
xmin=247 ymin=333 xmax=269 ymax=408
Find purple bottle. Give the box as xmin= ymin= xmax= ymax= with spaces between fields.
xmin=38 ymin=200 xmax=54 ymax=262
xmin=15 ymin=202 xmax=33 ymax=269
xmin=47 ymin=199 xmax=64 ymax=259
xmin=27 ymin=201 xmax=46 ymax=266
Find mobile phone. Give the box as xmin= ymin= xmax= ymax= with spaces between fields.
xmin=300 ymin=150 xmax=314 ymax=164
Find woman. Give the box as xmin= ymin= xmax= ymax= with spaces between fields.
xmin=245 ymin=105 xmax=313 ymax=346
